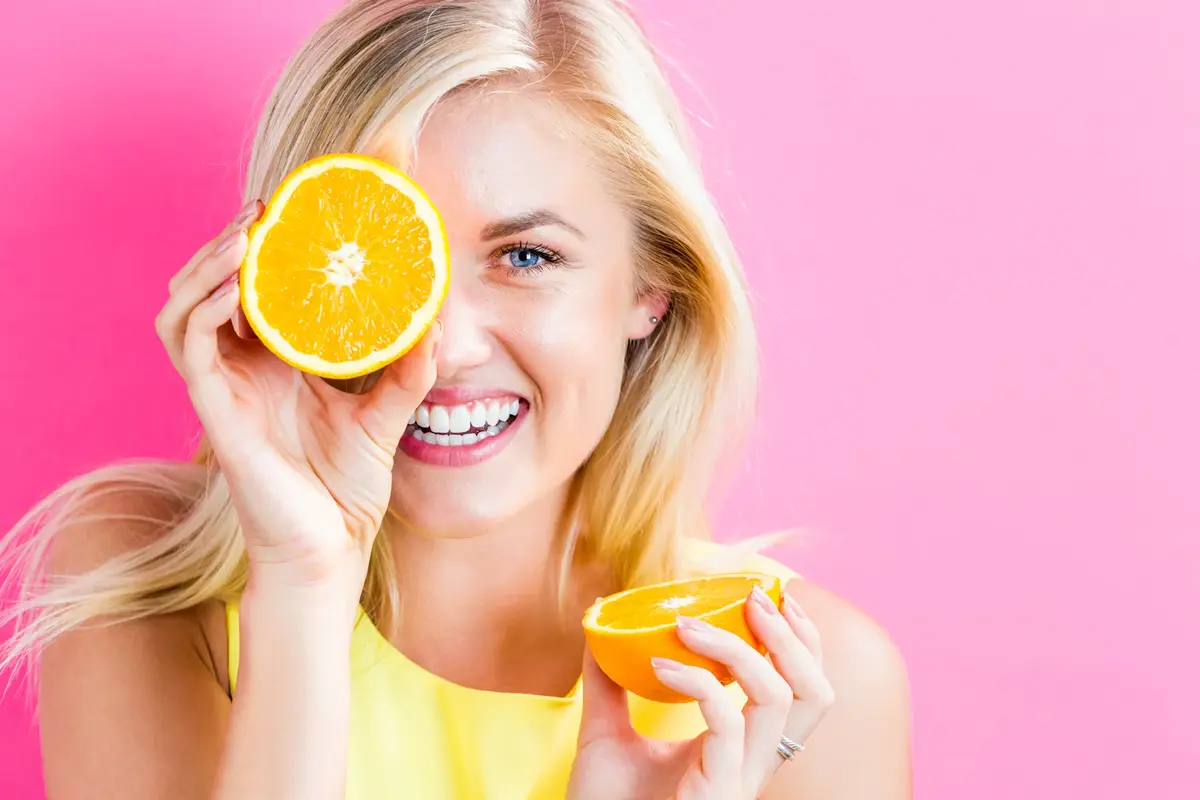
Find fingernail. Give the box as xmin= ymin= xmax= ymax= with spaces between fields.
xmin=651 ymin=657 xmax=683 ymax=673
xmin=233 ymin=199 xmax=261 ymax=226
xmin=676 ymin=616 xmax=714 ymax=636
xmin=783 ymin=595 xmax=807 ymax=619
xmin=215 ymin=278 xmax=238 ymax=297
xmin=751 ymin=585 xmax=780 ymax=616
xmin=213 ymin=228 xmax=244 ymax=255
xmin=233 ymin=308 xmax=256 ymax=340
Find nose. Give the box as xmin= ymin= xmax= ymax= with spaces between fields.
xmin=433 ymin=273 xmax=492 ymax=381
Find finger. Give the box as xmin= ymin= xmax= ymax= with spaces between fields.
xmin=232 ymin=306 xmax=257 ymax=341
xmin=741 ymin=585 xmax=827 ymax=781
xmin=182 ymin=276 xmax=241 ymax=399
xmin=354 ymin=320 xmax=442 ymax=450
xmin=781 ymin=592 xmax=823 ymax=665
xmin=675 ymin=615 xmax=792 ymax=760
xmin=773 ymin=593 xmax=831 ymax=708
xmin=651 ymin=658 xmax=743 ymax=789
xmin=156 ymin=227 xmax=249 ymax=371
xmin=577 ymin=645 xmax=634 ymax=746
xmin=168 ymin=200 xmax=261 ymax=295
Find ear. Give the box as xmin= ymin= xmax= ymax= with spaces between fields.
xmin=627 ymin=292 xmax=668 ymax=340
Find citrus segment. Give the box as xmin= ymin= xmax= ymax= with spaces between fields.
xmin=240 ymin=153 xmax=449 ymax=379
xmin=583 ymin=572 xmax=782 ymax=703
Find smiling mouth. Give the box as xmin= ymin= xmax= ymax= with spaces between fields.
xmin=406 ymin=397 xmax=525 ymax=447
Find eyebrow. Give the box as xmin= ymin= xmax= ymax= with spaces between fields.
xmin=480 ymin=210 xmax=586 ymax=241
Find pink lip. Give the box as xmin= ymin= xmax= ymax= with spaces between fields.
xmin=398 ymin=402 xmax=527 ymax=468
xmin=421 ymin=386 xmax=526 ymax=405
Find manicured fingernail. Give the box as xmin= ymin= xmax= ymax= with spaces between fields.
xmin=676 ymin=616 xmax=715 ymax=636
xmin=751 ymin=585 xmax=780 ymax=615
xmin=233 ymin=199 xmax=261 ymax=226
xmin=783 ymin=595 xmax=807 ymax=619
xmin=214 ymin=228 xmax=243 ymax=255
xmin=651 ymin=657 xmax=683 ymax=674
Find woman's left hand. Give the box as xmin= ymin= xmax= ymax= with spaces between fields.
xmin=567 ymin=583 xmax=835 ymax=800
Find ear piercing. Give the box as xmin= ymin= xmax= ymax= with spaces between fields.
xmin=649 ymin=316 xmax=660 ymax=324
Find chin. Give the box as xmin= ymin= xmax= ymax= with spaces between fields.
xmin=388 ymin=481 xmax=526 ymax=538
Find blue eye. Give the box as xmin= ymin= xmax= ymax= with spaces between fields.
xmin=507 ymin=248 xmax=544 ymax=269
xmin=494 ymin=242 xmax=563 ymax=276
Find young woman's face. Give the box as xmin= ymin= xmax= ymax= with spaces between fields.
xmin=381 ymin=90 xmax=659 ymax=537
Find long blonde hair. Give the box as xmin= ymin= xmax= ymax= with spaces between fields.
xmin=1 ymin=0 xmax=759 ymax=675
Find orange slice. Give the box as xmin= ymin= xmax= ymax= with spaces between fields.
xmin=582 ymin=572 xmax=782 ymax=703
xmin=240 ymin=153 xmax=450 ymax=379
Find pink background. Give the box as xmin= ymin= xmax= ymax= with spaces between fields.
xmin=2 ymin=0 xmax=1197 ymax=797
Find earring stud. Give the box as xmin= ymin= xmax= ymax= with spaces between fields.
xmin=649 ymin=316 xmax=660 ymax=324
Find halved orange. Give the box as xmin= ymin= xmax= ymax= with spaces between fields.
xmin=582 ymin=572 xmax=782 ymax=703
xmin=240 ymin=153 xmax=450 ymax=379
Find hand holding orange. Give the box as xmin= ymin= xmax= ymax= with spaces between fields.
xmin=582 ymin=572 xmax=783 ymax=703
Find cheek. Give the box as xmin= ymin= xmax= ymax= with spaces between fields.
xmin=509 ymin=283 xmax=630 ymax=433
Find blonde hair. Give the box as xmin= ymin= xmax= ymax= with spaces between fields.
xmin=1 ymin=0 xmax=759 ymax=675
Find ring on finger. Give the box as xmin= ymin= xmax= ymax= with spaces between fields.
xmin=776 ymin=734 xmax=805 ymax=761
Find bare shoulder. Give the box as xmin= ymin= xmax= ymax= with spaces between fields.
xmin=42 ymin=479 xmax=230 ymax=689
xmin=766 ymin=580 xmax=914 ymax=799
xmin=34 ymin=477 xmax=232 ymax=799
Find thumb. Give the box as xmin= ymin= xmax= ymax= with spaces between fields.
xmin=578 ymin=645 xmax=633 ymax=746
xmin=357 ymin=320 xmax=441 ymax=447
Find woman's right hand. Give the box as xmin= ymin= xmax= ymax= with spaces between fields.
xmin=155 ymin=199 xmax=439 ymax=594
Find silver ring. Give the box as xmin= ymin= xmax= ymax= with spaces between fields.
xmin=776 ymin=734 xmax=805 ymax=761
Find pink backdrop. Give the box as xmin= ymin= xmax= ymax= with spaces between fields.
xmin=2 ymin=0 xmax=1197 ymax=797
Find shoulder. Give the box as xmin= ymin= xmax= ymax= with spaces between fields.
xmin=32 ymin=473 xmax=235 ymax=797
xmin=39 ymin=474 xmax=231 ymax=693
xmin=767 ymin=579 xmax=913 ymax=798
xmin=46 ymin=477 xmax=187 ymax=573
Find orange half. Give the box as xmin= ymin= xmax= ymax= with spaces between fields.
xmin=240 ymin=153 xmax=450 ymax=379
xmin=582 ymin=572 xmax=782 ymax=703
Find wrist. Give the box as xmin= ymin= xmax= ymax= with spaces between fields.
xmin=241 ymin=566 xmax=362 ymax=642
xmin=243 ymin=538 xmax=370 ymax=588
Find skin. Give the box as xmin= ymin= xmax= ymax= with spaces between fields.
xmin=38 ymin=89 xmax=912 ymax=799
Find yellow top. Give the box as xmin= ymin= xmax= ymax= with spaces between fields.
xmin=226 ymin=543 xmax=799 ymax=800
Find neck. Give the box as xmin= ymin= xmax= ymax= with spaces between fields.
xmin=382 ymin=489 xmax=614 ymax=696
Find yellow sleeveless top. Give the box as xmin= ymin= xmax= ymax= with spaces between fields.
xmin=225 ymin=543 xmax=799 ymax=800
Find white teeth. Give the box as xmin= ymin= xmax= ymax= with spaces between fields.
xmin=470 ymin=402 xmax=487 ymax=428
xmin=449 ymin=406 xmax=471 ymax=434
xmin=409 ymin=397 xmax=521 ymax=446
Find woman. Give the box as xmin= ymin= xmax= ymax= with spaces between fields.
xmin=2 ymin=1 xmax=911 ymax=797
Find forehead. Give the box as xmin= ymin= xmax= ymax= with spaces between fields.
xmin=384 ymin=89 xmax=624 ymax=232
